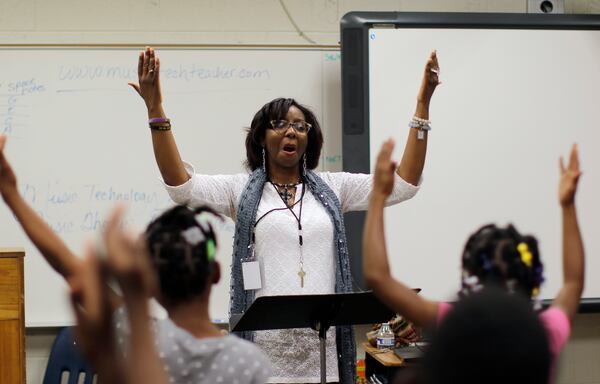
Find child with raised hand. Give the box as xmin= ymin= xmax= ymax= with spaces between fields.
xmin=0 ymin=134 xmax=80 ymax=278
xmin=113 ymin=204 xmax=273 ymax=384
xmin=363 ymin=138 xmax=584 ymax=372
xmin=423 ymin=288 xmax=552 ymax=384
xmin=1 ymin=133 xmax=273 ymax=383
xmin=69 ymin=206 xmax=167 ymax=384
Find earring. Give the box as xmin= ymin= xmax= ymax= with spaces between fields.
xmin=303 ymin=153 xmax=307 ymax=176
xmin=262 ymin=147 xmax=266 ymax=172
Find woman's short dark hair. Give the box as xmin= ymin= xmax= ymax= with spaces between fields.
xmin=144 ymin=205 xmax=220 ymax=306
xmin=245 ymin=98 xmax=324 ymax=171
xmin=460 ymin=224 xmax=544 ymax=300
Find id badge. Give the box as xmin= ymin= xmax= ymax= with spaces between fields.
xmin=242 ymin=260 xmax=262 ymax=290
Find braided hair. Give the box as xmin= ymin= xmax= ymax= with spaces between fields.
xmin=460 ymin=224 xmax=545 ymax=303
xmin=144 ymin=205 xmax=220 ymax=306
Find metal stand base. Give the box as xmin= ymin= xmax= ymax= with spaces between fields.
xmin=315 ymin=321 xmax=329 ymax=384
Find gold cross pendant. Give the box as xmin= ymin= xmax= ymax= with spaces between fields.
xmin=298 ymin=268 xmax=306 ymax=288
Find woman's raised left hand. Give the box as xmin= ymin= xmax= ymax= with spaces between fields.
xmin=417 ymin=50 xmax=441 ymax=105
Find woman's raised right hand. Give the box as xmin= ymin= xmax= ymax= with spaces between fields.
xmin=128 ymin=46 xmax=163 ymax=113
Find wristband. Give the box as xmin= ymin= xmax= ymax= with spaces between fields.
xmin=149 ymin=117 xmax=170 ymax=124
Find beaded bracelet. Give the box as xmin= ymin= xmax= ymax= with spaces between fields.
xmin=149 ymin=123 xmax=171 ymax=131
xmin=149 ymin=117 xmax=171 ymax=131
xmin=409 ymin=116 xmax=431 ymax=140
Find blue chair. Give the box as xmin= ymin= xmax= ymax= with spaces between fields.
xmin=42 ymin=327 xmax=95 ymax=384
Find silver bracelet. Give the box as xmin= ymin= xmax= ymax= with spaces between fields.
xmin=409 ymin=116 xmax=431 ymax=140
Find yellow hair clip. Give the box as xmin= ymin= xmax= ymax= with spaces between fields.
xmin=517 ymin=242 xmax=533 ymax=267
xmin=532 ymin=287 xmax=540 ymax=298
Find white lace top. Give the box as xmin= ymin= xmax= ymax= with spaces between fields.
xmin=164 ymin=162 xmax=420 ymax=383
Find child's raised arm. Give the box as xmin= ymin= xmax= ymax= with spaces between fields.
xmin=0 ymin=134 xmax=79 ymax=278
xmin=69 ymin=250 xmax=125 ymax=384
xmin=363 ymin=138 xmax=439 ymax=327
xmin=552 ymin=144 xmax=585 ymax=322
xmin=103 ymin=205 xmax=166 ymax=384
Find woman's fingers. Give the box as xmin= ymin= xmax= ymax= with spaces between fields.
xmin=148 ymin=57 xmax=156 ymax=76
xmin=155 ymin=56 xmax=161 ymax=84
xmin=128 ymin=82 xmax=142 ymax=96
xmin=137 ymin=51 xmax=144 ymax=78
xmin=141 ymin=46 xmax=151 ymax=77
xmin=425 ymin=50 xmax=440 ymax=85
xmin=138 ymin=46 xmax=159 ymax=87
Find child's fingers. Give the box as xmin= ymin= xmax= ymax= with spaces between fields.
xmin=377 ymin=138 xmax=395 ymax=162
xmin=0 ymin=135 xmax=7 ymax=167
xmin=559 ymin=156 xmax=565 ymax=174
xmin=104 ymin=204 xmax=128 ymax=265
xmin=69 ymin=285 xmax=87 ymax=325
xmin=105 ymin=204 xmax=127 ymax=236
xmin=68 ymin=275 xmax=83 ymax=307
xmin=80 ymin=251 xmax=104 ymax=321
xmin=68 ymin=263 xmax=94 ymax=329
xmin=569 ymin=143 xmax=579 ymax=171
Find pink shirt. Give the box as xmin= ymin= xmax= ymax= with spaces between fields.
xmin=437 ymin=302 xmax=571 ymax=379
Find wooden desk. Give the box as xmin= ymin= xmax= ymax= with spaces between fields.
xmin=363 ymin=342 xmax=404 ymax=382
xmin=0 ymin=248 xmax=26 ymax=384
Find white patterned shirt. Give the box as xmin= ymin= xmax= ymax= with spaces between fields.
xmin=114 ymin=307 xmax=273 ymax=384
xmin=164 ymin=162 xmax=420 ymax=383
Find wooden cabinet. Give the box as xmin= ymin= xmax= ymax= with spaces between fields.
xmin=0 ymin=248 xmax=26 ymax=384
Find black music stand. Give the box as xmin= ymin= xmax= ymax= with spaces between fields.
xmin=230 ymin=291 xmax=398 ymax=384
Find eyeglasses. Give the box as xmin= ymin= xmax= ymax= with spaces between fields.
xmin=269 ymin=120 xmax=312 ymax=134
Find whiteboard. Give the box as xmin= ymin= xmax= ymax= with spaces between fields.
xmin=341 ymin=13 xmax=600 ymax=307
xmin=0 ymin=47 xmax=342 ymax=326
xmin=362 ymin=26 xmax=600 ymax=303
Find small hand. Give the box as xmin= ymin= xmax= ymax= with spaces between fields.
xmin=69 ymin=251 xmax=114 ymax=364
xmin=559 ymin=143 xmax=582 ymax=207
xmin=373 ymin=138 xmax=397 ymax=198
xmin=0 ymin=134 xmax=18 ymax=197
xmin=103 ymin=204 xmax=157 ymax=299
xmin=128 ymin=46 xmax=163 ymax=111
xmin=417 ymin=50 xmax=441 ymax=105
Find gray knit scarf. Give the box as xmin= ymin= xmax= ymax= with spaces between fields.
xmin=229 ymin=167 xmax=356 ymax=384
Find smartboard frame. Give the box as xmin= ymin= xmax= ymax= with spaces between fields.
xmin=340 ymin=11 xmax=600 ymax=311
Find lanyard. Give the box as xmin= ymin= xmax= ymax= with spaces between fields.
xmin=248 ymin=181 xmax=306 ymax=258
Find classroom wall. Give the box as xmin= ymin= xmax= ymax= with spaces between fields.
xmin=1 ymin=1 xmax=599 ymax=383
